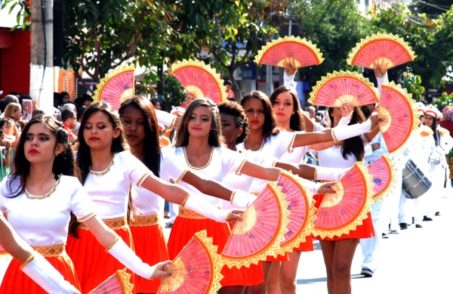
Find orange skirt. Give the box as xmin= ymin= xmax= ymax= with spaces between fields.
xmin=66 ymin=226 xmax=134 ymax=293
xmin=130 ymin=220 xmax=168 ymax=293
xmin=312 ymin=194 xmax=375 ymax=241
xmin=168 ymin=215 xmax=263 ymax=286
xmin=0 ymin=254 xmax=80 ymax=294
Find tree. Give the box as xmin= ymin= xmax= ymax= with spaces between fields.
xmin=288 ymin=0 xmax=372 ymax=86
xmin=370 ymin=4 xmax=453 ymax=90
xmin=410 ymin=0 xmax=452 ymax=18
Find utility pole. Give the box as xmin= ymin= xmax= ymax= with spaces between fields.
xmin=30 ymin=0 xmax=54 ymax=114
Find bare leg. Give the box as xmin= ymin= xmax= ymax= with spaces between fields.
xmin=266 ymin=261 xmax=281 ymax=294
xmin=331 ymin=239 xmax=358 ymax=294
xmin=319 ymin=240 xmax=336 ymax=294
xmin=279 ymin=251 xmax=301 ymax=294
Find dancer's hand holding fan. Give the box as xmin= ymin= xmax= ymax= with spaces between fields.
xmin=170 ymin=59 xmax=227 ymax=106
xmin=308 ymin=71 xmax=379 ymax=107
xmin=157 ymin=231 xmax=223 ymax=294
xmin=221 ymin=184 xmax=289 ymax=269
xmin=312 ymin=163 xmax=373 ymax=239
xmin=376 ymin=82 xmax=417 ymax=153
xmin=347 ymin=33 xmax=416 ymax=73
xmin=93 ymin=65 xmax=135 ymax=110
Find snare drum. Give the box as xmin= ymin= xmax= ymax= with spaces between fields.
xmin=402 ymin=159 xmax=432 ymax=199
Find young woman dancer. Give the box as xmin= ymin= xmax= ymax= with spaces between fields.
xmin=66 ymin=102 xmax=241 ymax=293
xmin=312 ymin=106 xmax=376 ymax=294
xmin=0 ymin=215 xmax=79 ymax=293
xmin=0 ymin=116 xmax=171 ymax=294
xmin=118 ymin=96 xmax=168 ymax=293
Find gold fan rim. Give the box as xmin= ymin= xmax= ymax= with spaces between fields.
xmin=312 ymin=163 xmax=373 ymax=239
xmin=254 ymin=36 xmax=325 ymax=67
xmin=308 ymin=71 xmax=378 ymax=106
xmin=170 ymin=59 xmax=228 ymax=104
xmin=221 ymin=183 xmax=290 ymax=269
xmin=93 ymin=64 xmax=135 ymax=103
xmin=379 ymin=81 xmax=417 ymax=153
xmin=347 ymin=33 xmax=416 ymax=68
xmin=278 ymin=170 xmax=316 ymax=253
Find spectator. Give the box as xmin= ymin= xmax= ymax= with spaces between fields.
xmin=61 ymin=108 xmax=78 ymax=144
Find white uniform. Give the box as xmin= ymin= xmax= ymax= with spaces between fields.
xmin=0 ymin=176 xmax=95 ymax=247
xmin=83 ymin=151 xmax=150 ymax=219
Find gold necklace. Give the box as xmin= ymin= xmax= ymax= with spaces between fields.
xmin=25 ymin=176 xmax=61 ymax=200
xmin=90 ymin=159 xmax=114 ymax=175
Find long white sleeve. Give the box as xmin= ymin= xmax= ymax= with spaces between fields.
xmin=332 ymin=120 xmax=372 ymax=141
xmin=315 ymin=166 xmax=349 ymax=181
xmin=184 ymin=194 xmax=231 ymax=223
xmin=21 ymin=254 xmax=80 ymax=293
xmin=108 ymin=239 xmax=155 ymax=279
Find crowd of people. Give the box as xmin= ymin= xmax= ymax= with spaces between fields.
xmin=0 ymin=70 xmax=451 ymax=294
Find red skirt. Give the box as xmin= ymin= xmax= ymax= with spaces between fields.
xmin=312 ymin=194 xmax=375 ymax=241
xmin=66 ymin=225 xmax=134 ymax=293
xmin=294 ymin=235 xmax=314 ymax=252
xmin=168 ymin=213 xmax=263 ymax=286
xmin=129 ymin=217 xmax=168 ymax=293
xmin=0 ymin=254 xmax=80 ymax=294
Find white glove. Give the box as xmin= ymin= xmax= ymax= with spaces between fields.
xmin=21 ymin=254 xmax=79 ymax=294
xmin=315 ymin=166 xmax=348 ymax=181
xmin=376 ymin=74 xmax=388 ymax=93
xmin=332 ymin=120 xmax=371 ymax=141
xmin=184 ymin=194 xmax=230 ymax=223
xmin=296 ymin=177 xmax=321 ymax=195
xmin=108 ymin=238 xmax=155 ymax=279
xmin=230 ymin=190 xmax=256 ymax=209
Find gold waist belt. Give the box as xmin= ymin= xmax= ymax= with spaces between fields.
xmin=129 ymin=214 xmax=160 ymax=227
xmin=79 ymin=216 xmax=127 ymax=230
xmin=33 ymin=244 xmax=66 ymax=257
xmin=178 ymin=207 xmax=206 ymax=220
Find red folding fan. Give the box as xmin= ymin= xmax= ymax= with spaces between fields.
xmin=378 ymin=82 xmax=417 ymax=153
xmin=254 ymin=36 xmax=324 ymax=68
xmin=347 ymin=33 xmax=416 ymax=71
xmin=88 ymin=269 xmax=134 ymax=294
xmin=312 ymin=163 xmax=372 ymax=239
xmin=93 ymin=65 xmax=135 ymax=110
xmin=157 ymin=230 xmax=223 ymax=294
xmin=221 ymin=183 xmax=289 ymax=269
xmin=276 ymin=171 xmax=314 ymax=253
xmin=309 ymin=71 xmax=379 ymax=107
xmin=171 ymin=59 xmax=227 ymax=105
xmin=366 ymin=155 xmax=395 ymax=201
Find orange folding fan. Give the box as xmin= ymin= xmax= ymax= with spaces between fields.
xmin=309 ymin=71 xmax=379 ymax=107
xmin=378 ymin=82 xmax=417 ymax=153
xmin=312 ymin=163 xmax=372 ymax=239
xmin=347 ymin=33 xmax=416 ymax=71
xmin=254 ymin=36 xmax=324 ymax=68
xmin=88 ymin=269 xmax=133 ymax=294
xmin=93 ymin=65 xmax=135 ymax=110
xmin=158 ymin=230 xmax=223 ymax=294
xmin=221 ymin=183 xmax=289 ymax=269
xmin=366 ymin=155 xmax=395 ymax=201
xmin=276 ymin=171 xmax=315 ymax=253
xmin=170 ymin=59 xmax=227 ymax=105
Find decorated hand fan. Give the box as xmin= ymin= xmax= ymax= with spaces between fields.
xmin=309 ymin=71 xmax=378 ymax=107
xmin=88 ymin=269 xmax=133 ymax=294
xmin=347 ymin=33 xmax=415 ymax=71
xmin=254 ymin=36 xmax=324 ymax=68
xmin=276 ymin=171 xmax=315 ymax=253
xmin=170 ymin=59 xmax=227 ymax=105
xmin=93 ymin=65 xmax=135 ymax=110
xmin=312 ymin=163 xmax=372 ymax=239
xmin=367 ymin=155 xmax=395 ymax=201
xmin=157 ymin=230 xmax=223 ymax=294
xmin=221 ymin=183 xmax=289 ymax=269
xmin=378 ymin=82 xmax=417 ymax=153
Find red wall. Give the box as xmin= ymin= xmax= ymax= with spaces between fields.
xmin=0 ymin=28 xmax=31 ymax=98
